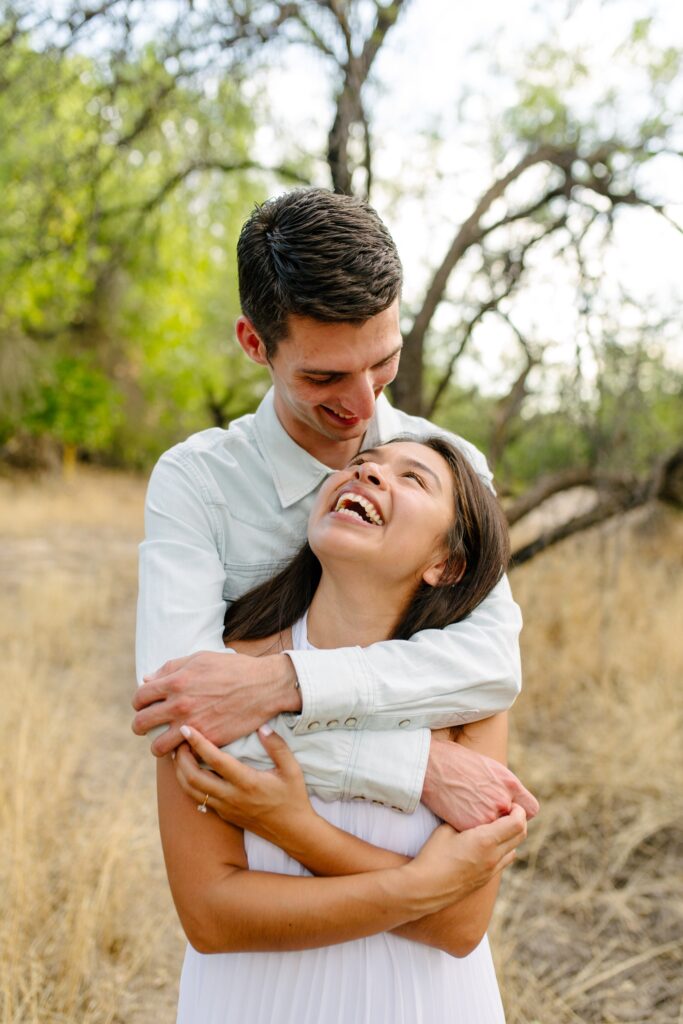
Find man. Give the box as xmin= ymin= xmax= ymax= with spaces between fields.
xmin=134 ymin=188 xmax=538 ymax=828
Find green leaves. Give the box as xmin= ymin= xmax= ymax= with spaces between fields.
xmin=0 ymin=22 xmax=269 ymax=466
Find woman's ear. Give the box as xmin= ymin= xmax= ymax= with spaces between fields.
xmin=422 ymin=557 xmax=465 ymax=588
xmin=236 ymin=316 xmax=269 ymax=366
xmin=422 ymin=557 xmax=448 ymax=588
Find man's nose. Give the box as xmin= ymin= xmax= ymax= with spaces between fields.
xmin=343 ymin=374 xmax=376 ymax=420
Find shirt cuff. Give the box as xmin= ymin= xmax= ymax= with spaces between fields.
xmin=222 ymin=717 xmax=431 ymax=813
xmin=285 ymin=645 xmax=374 ymax=735
xmin=344 ymin=727 xmax=431 ymax=813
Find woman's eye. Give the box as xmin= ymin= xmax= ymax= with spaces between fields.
xmin=404 ymin=471 xmax=426 ymax=488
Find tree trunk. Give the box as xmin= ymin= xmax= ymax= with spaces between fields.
xmin=62 ymin=443 xmax=77 ymax=479
xmin=390 ymin=333 xmax=424 ymax=414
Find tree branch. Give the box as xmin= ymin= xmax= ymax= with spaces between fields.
xmin=100 ymin=158 xmax=310 ymax=219
xmin=425 ymin=212 xmax=566 ymax=418
xmin=510 ymin=448 xmax=683 ymax=565
xmin=506 ymin=466 xmax=601 ymax=525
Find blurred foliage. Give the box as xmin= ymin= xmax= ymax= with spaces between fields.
xmin=0 ymin=2 xmax=681 ymax=493
xmin=435 ymin=343 xmax=683 ymax=492
xmin=0 ymin=24 xmax=271 ymax=469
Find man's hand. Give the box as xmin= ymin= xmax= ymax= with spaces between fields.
xmin=421 ymin=736 xmax=539 ymax=830
xmin=131 ymin=651 xmax=302 ymax=756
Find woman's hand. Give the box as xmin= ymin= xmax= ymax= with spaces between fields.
xmin=403 ymin=804 xmax=528 ymax=916
xmin=174 ymin=723 xmax=315 ymax=846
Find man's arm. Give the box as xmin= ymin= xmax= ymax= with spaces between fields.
xmin=286 ymin=575 xmax=522 ymax=735
xmin=135 ymin=447 xmax=531 ymax=825
xmin=135 ymin=451 xmax=301 ymax=743
xmin=172 ymin=718 xmax=528 ymax=958
xmin=223 ymin=715 xmax=538 ymax=826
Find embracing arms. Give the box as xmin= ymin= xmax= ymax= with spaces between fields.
xmin=173 ymin=713 xmax=518 ymax=957
xmin=158 ymin=716 xmax=527 ymax=956
xmin=135 ymin=452 xmax=531 ymax=824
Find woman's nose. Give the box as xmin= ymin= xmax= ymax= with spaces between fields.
xmin=354 ymin=462 xmax=386 ymax=488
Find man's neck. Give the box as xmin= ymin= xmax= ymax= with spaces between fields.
xmin=272 ymin=394 xmax=370 ymax=469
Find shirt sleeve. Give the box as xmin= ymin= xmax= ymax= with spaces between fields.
xmin=136 ymin=451 xmax=230 ymax=684
xmin=286 ymin=575 xmax=522 ymax=738
xmin=286 ymin=432 xmax=522 ymax=750
xmin=136 ymin=450 xmax=431 ymax=812
xmin=224 ymin=717 xmax=432 ymax=813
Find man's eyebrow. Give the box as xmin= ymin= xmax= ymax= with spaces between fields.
xmin=300 ymin=344 xmax=403 ymax=376
xmin=353 ymin=448 xmax=442 ymax=491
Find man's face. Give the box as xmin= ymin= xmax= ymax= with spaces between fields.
xmin=259 ymin=300 xmax=402 ymax=461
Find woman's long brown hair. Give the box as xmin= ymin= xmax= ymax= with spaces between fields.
xmin=223 ymin=436 xmax=510 ymax=644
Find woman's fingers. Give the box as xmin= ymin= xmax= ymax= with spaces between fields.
xmin=257 ymin=724 xmax=300 ymax=777
xmin=178 ymin=724 xmax=250 ymax=785
xmin=174 ymin=746 xmax=221 ymax=806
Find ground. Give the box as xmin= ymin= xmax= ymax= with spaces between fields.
xmin=1 ymin=467 xmax=681 ymax=1023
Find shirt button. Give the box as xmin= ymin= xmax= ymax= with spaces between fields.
xmin=344 ymin=717 xmax=357 ymax=727
xmin=326 ymin=719 xmax=339 ymax=728
xmin=307 ymin=721 xmax=320 ymax=730
xmin=352 ymin=795 xmax=365 ymax=801
xmin=391 ymin=806 xmax=404 ymax=813
xmin=399 ymin=719 xmax=411 ymax=728
xmin=372 ymin=800 xmax=385 ymax=806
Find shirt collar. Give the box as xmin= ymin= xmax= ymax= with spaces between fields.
xmin=252 ymin=389 xmax=405 ymax=509
xmin=253 ymin=389 xmax=333 ymax=508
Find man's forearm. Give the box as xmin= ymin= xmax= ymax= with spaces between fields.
xmin=223 ymin=718 xmax=430 ymax=812
xmin=286 ymin=577 xmax=522 ymax=736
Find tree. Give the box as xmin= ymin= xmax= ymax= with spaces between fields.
xmin=2 ymin=1 xmax=681 ymax=558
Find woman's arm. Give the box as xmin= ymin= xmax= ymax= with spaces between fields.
xmin=174 ymin=715 xmax=523 ymax=957
xmin=159 ymin=738 xmax=525 ymax=955
xmin=290 ymin=715 xmax=511 ymax=956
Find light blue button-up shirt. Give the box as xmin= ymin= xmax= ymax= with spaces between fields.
xmin=136 ymin=389 xmax=522 ymax=811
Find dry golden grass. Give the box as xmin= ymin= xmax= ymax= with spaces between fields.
xmin=494 ymin=503 xmax=683 ymax=1023
xmin=0 ymin=469 xmax=184 ymax=1024
xmin=2 ymin=467 xmax=682 ymax=1022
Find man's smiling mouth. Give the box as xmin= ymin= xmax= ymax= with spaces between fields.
xmin=332 ymin=492 xmax=384 ymax=526
xmin=321 ymin=406 xmax=360 ymax=424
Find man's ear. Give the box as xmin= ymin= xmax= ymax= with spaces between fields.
xmin=236 ymin=316 xmax=269 ymax=366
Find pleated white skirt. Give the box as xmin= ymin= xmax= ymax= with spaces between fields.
xmin=176 ymin=797 xmax=506 ymax=1023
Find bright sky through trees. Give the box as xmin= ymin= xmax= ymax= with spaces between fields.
xmin=252 ymin=0 xmax=683 ymax=391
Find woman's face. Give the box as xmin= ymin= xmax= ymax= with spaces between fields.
xmin=308 ymin=440 xmax=456 ymax=589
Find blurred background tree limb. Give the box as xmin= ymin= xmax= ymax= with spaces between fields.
xmin=1 ymin=0 xmax=681 ymax=556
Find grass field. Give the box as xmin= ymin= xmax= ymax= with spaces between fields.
xmin=1 ymin=467 xmax=682 ymax=1023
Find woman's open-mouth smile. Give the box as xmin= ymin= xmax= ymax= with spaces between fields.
xmin=329 ymin=489 xmax=385 ymax=527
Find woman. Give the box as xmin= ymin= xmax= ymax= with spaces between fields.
xmin=158 ymin=436 xmax=531 ymax=1023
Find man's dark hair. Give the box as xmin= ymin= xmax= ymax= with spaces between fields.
xmin=236 ymin=188 xmax=403 ymax=357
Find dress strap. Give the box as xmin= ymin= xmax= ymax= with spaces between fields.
xmin=290 ymin=611 xmax=313 ymax=651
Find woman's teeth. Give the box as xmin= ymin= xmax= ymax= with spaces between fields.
xmin=333 ymin=492 xmax=384 ymax=526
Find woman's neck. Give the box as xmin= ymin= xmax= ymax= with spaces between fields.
xmin=305 ymin=570 xmax=412 ymax=649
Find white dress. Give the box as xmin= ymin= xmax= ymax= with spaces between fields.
xmin=177 ymin=617 xmax=506 ymax=1024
